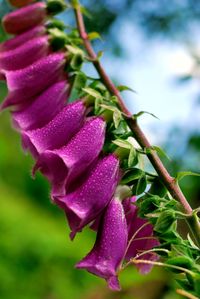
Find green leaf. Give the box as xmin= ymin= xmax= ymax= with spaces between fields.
xmin=88 ymin=32 xmax=102 ymax=41
xmin=149 ymin=177 xmax=167 ymax=197
xmin=150 ymin=145 xmax=171 ymax=161
xmin=136 ymin=175 xmax=147 ymax=195
xmin=117 ymin=85 xmax=135 ymax=93
xmin=73 ymin=71 xmax=87 ymax=90
xmin=132 ymin=175 xmax=147 ymax=195
xmin=97 ymin=51 xmax=104 ymax=59
xmin=82 ymin=87 xmax=102 ymax=99
xmin=113 ymin=109 xmax=122 ymax=128
xmin=154 ymin=210 xmax=176 ymax=233
xmin=70 ymin=53 xmax=84 ymax=70
xmin=80 ymin=5 xmax=92 ymax=18
xmin=166 ymin=256 xmax=194 ymax=273
xmin=128 ymin=146 xmax=137 ymax=167
xmin=121 ymin=168 xmax=144 ymax=185
xmin=176 ymin=171 xmax=200 ymax=182
xmin=112 ymin=139 xmax=131 ymax=150
xmin=133 ymin=111 xmax=159 ymax=120
xmin=138 ymin=196 xmax=160 ymax=218
xmin=66 ymin=45 xmax=84 ymax=55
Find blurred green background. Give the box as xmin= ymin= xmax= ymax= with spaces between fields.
xmin=0 ymin=0 xmax=200 ymax=298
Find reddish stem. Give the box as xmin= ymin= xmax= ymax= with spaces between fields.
xmin=73 ymin=2 xmax=200 ymax=247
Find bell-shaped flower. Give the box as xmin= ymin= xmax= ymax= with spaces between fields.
xmin=2 ymin=2 xmax=47 ymax=34
xmin=76 ymin=196 xmax=127 ymax=291
xmin=0 ymin=36 xmax=50 ymax=71
xmin=0 ymin=25 xmax=46 ymax=53
xmin=123 ymin=197 xmax=159 ymax=274
xmin=33 ymin=117 xmax=106 ymax=196
xmin=22 ymin=100 xmax=86 ymax=158
xmin=9 ymin=0 xmax=36 ymax=8
xmin=1 ymin=53 xmax=66 ymax=110
xmin=55 ymin=154 xmax=120 ymax=239
xmin=12 ymin=80 xmax=69 ymax=131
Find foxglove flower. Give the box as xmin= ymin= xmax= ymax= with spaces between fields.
xmin=33 ymin=117 xmax=106 ymax=196
xmin=22 ymin=100 xmax=86 ymax=158
xmin=123 ymin=197 xmax=159 ymax=274
xmin=0 ymin=25 xmax=46 ymax=53
xmin=55 ymin=154 xmax=120 ymax=239
xmin=12 ymin=81 xmax=68 ymax=131
xmin=76 ymin=197 xmax=127 ymax=291
xmin=1 ymin=53 xmax=66 ymax=110
xmin=9 ymin=0 xmax=36 ymax=8
xmin=0 ymin=36 xmax=50 ymax=71
xmin=2 ymin=2 xmax=47 ymax=34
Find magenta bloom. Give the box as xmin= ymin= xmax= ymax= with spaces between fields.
xmin=76 ymin=197 xmax=127 ymax=291
xmin=33 ymin=117 xmax=106 ymax=196
xmin=22 ymin=100 xmax=86 ymax=158
xmin=0 ymin=25 xmax=46 ymax=53
xmin=12 ymin=81 xmax=69 ymax=131
xmin=55 ymin=154 xmax=120 ymax=239
xmin=1 ymin=53 xmax=66 ymax=110
xmin=123 ymin=198 xmax=159 ymax=274
xmin=0 ymin=36 xmax=50 ymax=71
xmin=2 ymin=2 xmax=47 ymax=34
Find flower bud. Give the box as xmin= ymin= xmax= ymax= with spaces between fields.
xmin=8 ymin=0 xmax=36 ymax=8
xmin=12 ymin=81 xmax=68 ymax=131
xmin=76 ymin=197 xmax=127 ymax=291
xmin=0 ymin=36 xmax=49 ymax=71
xmin=22 ymin=100 xmax=86 ymax=158
xmin=1 ymin=53 xmax=66 ymax=110
xmin=0 ymin=25 xmax=46 ymax=53
xmin=55 ymin=154 xmax=120 ymax=239
xmin=33 ymin=117 xmax=106 ymax=196
xmin=2 ymin=2 xmax=47 ymax=34
xmin=123 ymin=197 xmax=159 ymax=274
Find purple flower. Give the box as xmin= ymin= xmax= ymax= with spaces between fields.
xmin=22 ymin=100 xmax=86 ymax=158
xmin=33 ymin=117 xmax=106 ymax=196
xmin=12 ymin=81 xmax=69 ymax=131
xmin=76 ymin=196 xmax=127 ymax=291
xmin=2 ymin=2 xmax=47 ymax=34
xmin=1 ymin=53 xmax=66 ymax=110
xmin=123 ymin=197 xmax=159 ymax=274
xmin=0 ymin=25 xmax=46 ymax=53
xmin=0 ymin=36 xmax=50 ymax=71
xmin=55 ymin=154 xmax=120 ymax=239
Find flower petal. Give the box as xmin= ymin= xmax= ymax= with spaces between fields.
xmin=76 ymin=197 xmax=127 ymax=291
xmin=12 ymin=80 xmax=69 ymax=131
xmin=123 ymin=198 xmax=159 ymax=274
xmin=0 ymin=35 xmax=50 ymax=71
xmin=1 ymin=53 xmax=66 ymax=109
xmin=55 ymin=154 xmax=120 ymax=239
xmin=22 ymin=100 xmax=86 ymax=158
xmin=34 ymin=117 xmax=106 ymax=196
xmin=0 ymin=25 xmax=46 ymax=52
xmin=2 ymin=2 xmax=47 ymax=34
